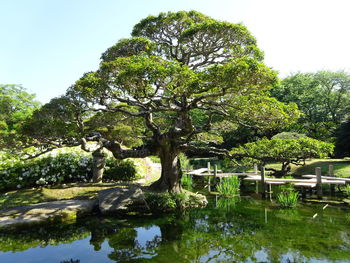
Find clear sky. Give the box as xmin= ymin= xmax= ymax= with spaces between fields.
xmin=1 ymin=0 xmax=350 ymax=103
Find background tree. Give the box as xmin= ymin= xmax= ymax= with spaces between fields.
xmin=231 ymin=136 xmax=334 ymax=177
xmin=21 ymin=93 xmax=144 ymax=182
xmin=271 ymin=71 xmax=350 ymax=141
xmin=68 ymin=11 xmax=299 ymax=192
xmin=0 ymin=84 xmax=40 ymax=153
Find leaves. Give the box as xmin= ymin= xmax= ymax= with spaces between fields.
xmin=231 ymin=137 xmax=334 ymax=166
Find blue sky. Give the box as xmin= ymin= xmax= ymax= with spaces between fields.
xmin=1 ymin=0 xmax=350 ymax=103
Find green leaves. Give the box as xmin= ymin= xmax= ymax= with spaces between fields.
xmin=231 ymin=137 xmax=334 ymax=165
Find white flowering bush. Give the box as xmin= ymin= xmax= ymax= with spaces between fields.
xmin=0 ymin=148 xmax=140 ymax=191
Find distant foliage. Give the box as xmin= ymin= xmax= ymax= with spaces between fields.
xmin=0 ymin=148 xmax=139 ymax=191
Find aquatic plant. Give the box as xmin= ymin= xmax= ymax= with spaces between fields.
xmin=216 ymin=176 xmax=240 ymax=197
xmin=276 ymin=190 xmax=299 ymax=208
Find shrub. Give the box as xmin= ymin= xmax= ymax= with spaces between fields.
xmin=0 ymin=149 xmax=93 ymax=191
xmin=0 ymin=148 xmax=140 ymax=191
xmin=216 ymin=176 xmax=240 ymax=197
xmin=145 ymin=192 xmax=177 ymax=212
xmin=104 ymin=158 xmax=140 ymax=181
xmin=145 ymin=191 xmax=207 ymax=212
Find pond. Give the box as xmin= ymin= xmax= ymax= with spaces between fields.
xmin=0 ymin=196 xmax=350 ymax=263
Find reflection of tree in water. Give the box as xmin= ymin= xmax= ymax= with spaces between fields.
xmin=1 ymin=201 xmax=350 ymax=262
xmin=108 ymin=228 xmax=141 ymax=262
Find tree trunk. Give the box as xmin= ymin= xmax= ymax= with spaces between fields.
xmin=92 ymin=149 xmax=106 ymax=183
xmin=150 ymin=149 xmax=182 ymax=193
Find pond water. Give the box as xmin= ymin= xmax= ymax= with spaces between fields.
xmin=0 ymin=197 xmax=350 ymax=263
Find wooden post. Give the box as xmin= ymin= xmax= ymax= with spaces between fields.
xmin=207 ymin=162 xmax=211 ymax=192
xmin=316 ymin=167 xmax=323 ymax=199
xmin=329 ymin=165 xmax=335 ymax=195
xmin=260 ymin=165 xmax=266 ymax=199
xmin=254 ymin=163 xmax=258 ymax=174
xmin=214 ymin=165 xmax=218 ymax=186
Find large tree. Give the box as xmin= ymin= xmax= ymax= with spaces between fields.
xmin=69 ymin=11 xmax=298 ymax=192
xmin=271 ymin=71 xmax=350 ymax=141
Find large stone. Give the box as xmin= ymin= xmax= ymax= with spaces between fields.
xmin=98 ymin=186 xmax=148 ymax=215
xmin=0 ymin=199 xmax=97 ymax=229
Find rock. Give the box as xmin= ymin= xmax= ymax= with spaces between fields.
xmin=98 ymin=186 xmax=148 ymax=215
xmin=0 ymin=199 xmax=97 ymax=229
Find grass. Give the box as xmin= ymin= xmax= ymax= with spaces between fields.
xmin=0 ymin=183 xmax=119 ymax=210
xmin=264 ymin=159 xmax=350 ymax=177
xmin=216 ymin=177 xmax=240 ymax=197
xmin=276 ymin=190 xmax=299 ymax=208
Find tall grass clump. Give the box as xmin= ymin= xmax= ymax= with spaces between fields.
xmin=181 ymin=174 xmax=193 ymax=187
xmin=216 ymin=176 xmax=240 ymax=197
xmin=276 ymin=184 xmax=299 ymax=208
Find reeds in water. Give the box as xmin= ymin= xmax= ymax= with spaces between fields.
xmin=216 ymin=177 xmax=240 ymax=197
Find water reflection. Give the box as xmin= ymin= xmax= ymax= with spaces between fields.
xmin=0 ymin=197 xmax=350 ymax=263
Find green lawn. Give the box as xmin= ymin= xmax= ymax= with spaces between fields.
xmin=265 ymin=159 xmax=350 ymax=177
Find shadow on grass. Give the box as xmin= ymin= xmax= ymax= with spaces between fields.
xmin=294 ymin=160 xmax=350 ymax=177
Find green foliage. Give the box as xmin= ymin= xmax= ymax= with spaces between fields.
xmin=104 ymin=158 xmax=141 ymax=181
xmin=179 ymin=153 xmax=191 ymax=170
xmin=272 ymin=132 xmax=308 ymax=140
xmin=343 ymin=185 xmax=350 ymax=199
xmin=271 ymin=71 xmax=350 ymax=141
xmin=145 ymin=191 xmax=205 ymax=212
xmin=276 ymin=187 xmax=299 ymax=208
xmin=0 ymin=84 xmax=40 ymax=151
xmin=181 ymin=175 xmax=193 ymax=187
xmin=216 ymin=177 xmax=240 ymax=197
xmin=148 ymin=156 xmax=160 ymax=163
xmin=145 ymin=192 xmax=177 ymax=212
xmin=231 ymin=137 xmax=334 ymax=174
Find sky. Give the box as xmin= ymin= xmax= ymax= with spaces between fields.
xmin=1 ymin=0 xmax=350 ymax=104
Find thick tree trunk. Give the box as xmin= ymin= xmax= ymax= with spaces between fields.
xmin=150 ymin=149 xmax=182 ymax=193
xmin=92 ymin=149 xmax=106 ymax=183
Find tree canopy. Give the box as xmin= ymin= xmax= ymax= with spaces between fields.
xmin=231 ymin=136 xmax=334 ymax=177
